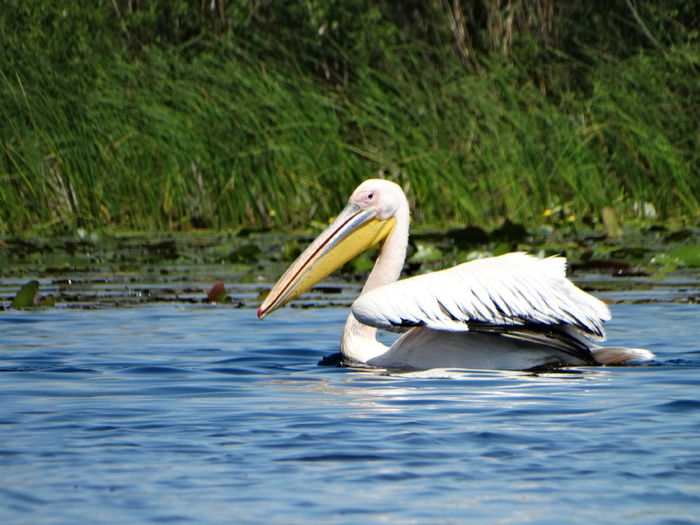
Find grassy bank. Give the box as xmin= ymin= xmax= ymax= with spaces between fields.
xmin=1 ymin=2 xmax=698 ymax=234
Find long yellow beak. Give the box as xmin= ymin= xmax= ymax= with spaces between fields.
xmin=257 ymin=202 xmax=395 ymax=319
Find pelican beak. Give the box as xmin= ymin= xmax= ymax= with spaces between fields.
xmin=258 ymin=202 xmax=395 ymax=319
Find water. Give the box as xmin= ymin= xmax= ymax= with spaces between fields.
xmin=1 ymin=235 xmax=700 ymax=523
xmin=1 ymin=300 xmax=699 ymax=524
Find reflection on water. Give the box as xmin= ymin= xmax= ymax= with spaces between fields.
xmin=1 ymin=302 xmax=699 ymax=523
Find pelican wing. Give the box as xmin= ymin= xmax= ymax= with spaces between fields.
xmin=351 ymin=253 xmax=610 ymax=340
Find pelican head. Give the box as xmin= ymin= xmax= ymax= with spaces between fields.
xmin=258 ymin=179 xmax=406 ymax=319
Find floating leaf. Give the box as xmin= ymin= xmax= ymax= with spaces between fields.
xmin=570 ymin=259 xmax=631 ymax=273
xmin=493 ymin=242 xmax=515 ymax=256
xmin=12 ymin=280 xmax=40 ymax=308
xmin=348 ymin=251 xmax=375 ymax=273
xmin=664 ymin=229 xmax=692 ymax=243
xmin=491 ymin=219 xmax=529 ymax=242
xmin=146 ymin=239 xmax=179 ymax=259
xmin=282 ymin=240 xmax=301 ymax=261
xmin=609 ymin=247 xmax=650 ymax=260
xmin=207 ymin=280 xmax=228 ymax=303
xmin=668 ymin=245 xmax=700 ymax=266
xmin=408 ymin=242 xmax=442 ymax=263
xmin=35 ymin=295 xmax=56 ymax=307
xmin=228 ymin=244 xmax=261 ymax=263
xmin=446 ymin=226 xmax=489 ymax=248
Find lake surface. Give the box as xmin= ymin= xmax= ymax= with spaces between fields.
xmin=1 ymin=235 xmax=700 ymax=523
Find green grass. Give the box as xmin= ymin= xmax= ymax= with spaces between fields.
xmin=1 ymin=4 xmax=698 ymax=234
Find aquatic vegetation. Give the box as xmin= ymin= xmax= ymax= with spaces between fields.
xmin=11 ymin=280 xmax=40 ymax=308
xmin=0 ymin=2 xmax=698 ymax=234
xmin=11 ymin=280 xmax=55 ymax=308
xmin=207 ymin=280 xmax=228 ymax=303
xmin=668 ymin=245 xmax=700 ymax=267
xmin=1 ymin=227 xmax=699 ymax=311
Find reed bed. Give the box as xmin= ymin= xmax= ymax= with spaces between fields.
xmin=1 ymin=2 xmax=698 ymax=233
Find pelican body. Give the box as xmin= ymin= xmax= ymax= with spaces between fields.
xmin=258 ymin=179 xmax=654 ymax=371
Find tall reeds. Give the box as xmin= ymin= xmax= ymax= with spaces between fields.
xmin=0 ymin=1 xmax=698 ymax=233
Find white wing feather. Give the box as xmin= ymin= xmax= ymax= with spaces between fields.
xmin=351 ymin=253 xmax=610 ymax=339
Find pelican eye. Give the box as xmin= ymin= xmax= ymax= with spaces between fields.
xmin=367 ymin=192 xmax=374 ymax=200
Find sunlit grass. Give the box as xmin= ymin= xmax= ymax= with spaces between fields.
xmin=1 ymin=33 xmax=698 ymax=234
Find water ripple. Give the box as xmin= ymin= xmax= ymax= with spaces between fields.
xmin=0 ymin=304 xmax=699 ymax=523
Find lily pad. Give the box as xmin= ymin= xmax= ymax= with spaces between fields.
xmin=12 ymin=280 xmax=40 ymax=308
xmin=491 ymin=219 xmax=529 ymax=242
xmin=282 ymin=240 xmax=302 ymax=261
xmin=409 ymin=242 xmax=442 ymax=263
xmin=668 ymin=245 xmax=700 ymax=266
xmin=228 ymin=244 xmax=262 ymax=263
xmin=348 ymin=251 xmax=376 ymax=273
xmin=664 ymin=229 xmax=693 ymax=243
xmin=207 ymin=280 xmax=228 ymax=303
xmin=609 ymin=247 xmax=651 ymax=260
xmin=446 ymin=226 xmax=489 ymax=248
xmin=35 ymin=295 xmax=56 ymax=307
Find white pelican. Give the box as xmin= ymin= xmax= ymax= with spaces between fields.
xmin=258 ymin=179 xmax=654 ymax=370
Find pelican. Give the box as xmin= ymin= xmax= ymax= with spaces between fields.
xmin=258 ymin=179 xmax=654 ymax=370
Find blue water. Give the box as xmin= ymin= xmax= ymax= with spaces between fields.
xmin=1 ymin=301 xmax=700 ymax=524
